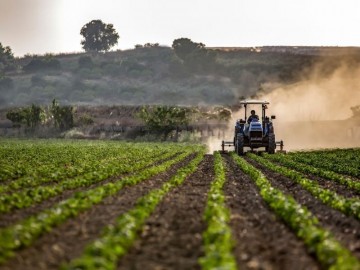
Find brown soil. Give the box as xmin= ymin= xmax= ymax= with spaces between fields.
xmin=246 ymin=157 xmax=360 ymax=260
xmin=117 ymin=155 xmax=214 ymax=270
xmin=271 ymin=160 xmax=360 ymax=198
xmin=1 ymin=152 xmax=359 ymax=270
xmin=0 ymin=153 xmax=179 ymax=228
xmin=223 ymin=155 xmax=320 ymax=270
xmin=302 ymin=173 xmax=360 ymax=198
xmin=0 ymin=154 xmax=195 ymax=270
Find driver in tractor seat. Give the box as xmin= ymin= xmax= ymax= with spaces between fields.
xmin=247 ymin=110 xmax=259 ymax=124
xmin=244 ymin=110 xmax=259 ymax=136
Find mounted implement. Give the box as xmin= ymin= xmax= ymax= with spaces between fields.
xmin=221 ymin=100 xmax=285 ymax=155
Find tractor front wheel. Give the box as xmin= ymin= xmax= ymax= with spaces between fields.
xmin=236 ymin=134 xmax=244 ymax=155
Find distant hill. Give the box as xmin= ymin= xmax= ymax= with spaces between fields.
xmin=1 ymin=46 xmax=360 ymax=108
xmin=208 ymin=46 xmax=360 ymax=55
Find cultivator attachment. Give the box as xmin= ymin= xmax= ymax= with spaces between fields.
xmin=221 ymin=139 xmax=286 ymax=154
xmin=221 ymin=140 xmax=234 ymax=153
xmin=276 ymin=140 xmax=286 ymax=154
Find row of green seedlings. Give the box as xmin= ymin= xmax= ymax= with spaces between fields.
xmin=0 ymin=148 xmax=169 ymax=193
xmin=0 ymin=141 xmax=165 ymax=182
xmin=0 ymin=148 xmax=203 ymax=264
xmin=263 ymin=153 xmax=360 ymax=193
xmin=0 ymin=149 xmax=181 ymax=213
xmin=288 ymin=150 xmax=360 ymax=178
xmin=0 ymin=141 xmax=188 ymax=181
xmin=248 ymin=153 xmax=360 ymax=220
xmin=199 ymin=151 xmax=237 ymax=270
xmin=231 ymin=152 xmax=360 ymax=269
xmin=0 ymin=141 xmax=107 ymax=180
xmin=0 ymin=145 xmax=130 ymax=186
xmin=63 ymin=151 xmax=205 ymax=269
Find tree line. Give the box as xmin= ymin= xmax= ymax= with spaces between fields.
xmin=1 ymin=19 xmax=215 ymax=73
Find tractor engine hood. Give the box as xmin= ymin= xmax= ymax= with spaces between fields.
xmin=249 ymin=121 xmax=263 ymax=140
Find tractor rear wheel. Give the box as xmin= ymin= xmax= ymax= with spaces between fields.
xmin=236 ymin=134 xmax=244 ymax=155
xmin=267 ymin=133 xmax=276 ymax=154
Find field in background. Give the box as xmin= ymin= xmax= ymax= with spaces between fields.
xmin=0 ymin=139 xmax=359 ymax=269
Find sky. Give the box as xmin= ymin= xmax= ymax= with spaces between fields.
xmin=1 ymin=0 xmax=360 ymax=57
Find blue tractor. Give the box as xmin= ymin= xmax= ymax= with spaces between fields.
xmin=222 ymin=100 xmax=284 ymax=155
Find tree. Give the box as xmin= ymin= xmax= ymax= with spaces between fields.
xmin=0 ymin=43 xmax=15 ymax=72
xmin=171 ymin=38 xmax=216 ymax=72
xmin=172 ymin=38 xmax=205 ymax=62
xmin=50 ymin=99 xmax=74 ymax=130
xmin=138 ymin=105 xmax=192 ymax=138
xmin=80 ymin=20 xmax=119 ymax=52
xmin=6 ymin=108 xmax=24 ymax=127
xmin=6 ymin=104 xmax=45 ymax=128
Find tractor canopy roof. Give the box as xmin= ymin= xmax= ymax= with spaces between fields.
xmin=239 ymin=100 xmax=269 ymax=105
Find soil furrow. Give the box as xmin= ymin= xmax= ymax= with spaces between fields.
xmin=117 ymin=155 xmax=214 ymax=270
xmin=224 ymin=154 xmax=320 ymax=270
xmin=0 ymin=153 xmax=180 ymax=228
xmin=246 ymin=157 xmax=360 ymax=260
xmin=299 ymin=172 xmax=360 ymax=198
xmin=270 ymin=160 xmax=360 ymax=198
xmin=0 ymin=154 xmax=195 ymax=270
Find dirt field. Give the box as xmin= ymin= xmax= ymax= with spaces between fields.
xmin=1 ymin=144 xmax=360 ymax=270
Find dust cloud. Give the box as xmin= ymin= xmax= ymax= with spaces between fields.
xmin=206 ymin=136 xmax=224 ymax=154
xmin=261 ymin=61 xmax=360 ymax=150
xmin=262 ymin=62 xmax=360 ymax=121
xmin=207 ymin=60 xmax=360 ymax=152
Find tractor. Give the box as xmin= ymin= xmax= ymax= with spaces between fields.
xmin=221 ymin=100 xmax=284 ymax=155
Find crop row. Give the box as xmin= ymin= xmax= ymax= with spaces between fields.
xmin=0 ymin=148 xmax=183 ymax=214
xmin=0 ymin=140 xmax=189 ymax=182
xmin=288 ymin=148 xmax=360 ymax=178
xmin=64 ymin=150 xmax=205 ymax=269
xmin=248 ymin=153 xmax=360 ymax=220
xmin=262 ymin=153 xmax=360 ymax=193
xmin=231 ymin=152 xmax=360 ymax=269
xmin=199 ymin=151 xmax=237 ymax=270
xmin=0 ymin=147 xmax=205 ymax=264
xmin=0 ymin=148 xmax=169 ymax=193
xmin=0 ymin=141 xmax=177 ymax=182
xmin=0 ymin=140 xmax=129 ymax=181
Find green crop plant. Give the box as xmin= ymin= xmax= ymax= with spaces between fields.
xmin=199 ymin=151 xmax=237 ymax=270
xmin=263 ymin=153 xmax=360 ymax=192
xmin=63 ymin=151 xmax=205 ymax=270
xmin=0 ymin=147 xmax=204 ymax=264
xmin=288 ymin=149 xmax=360 ymax=178
xmin=0 ymin=149 xmax=171 ymax=193
xmin=231 ymin=152 xmax=360 ymax=270
xmin=0 ymin=149 xmax=182 ymax=213
xmin=248 ymin=153 xmax=360 ymax=220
